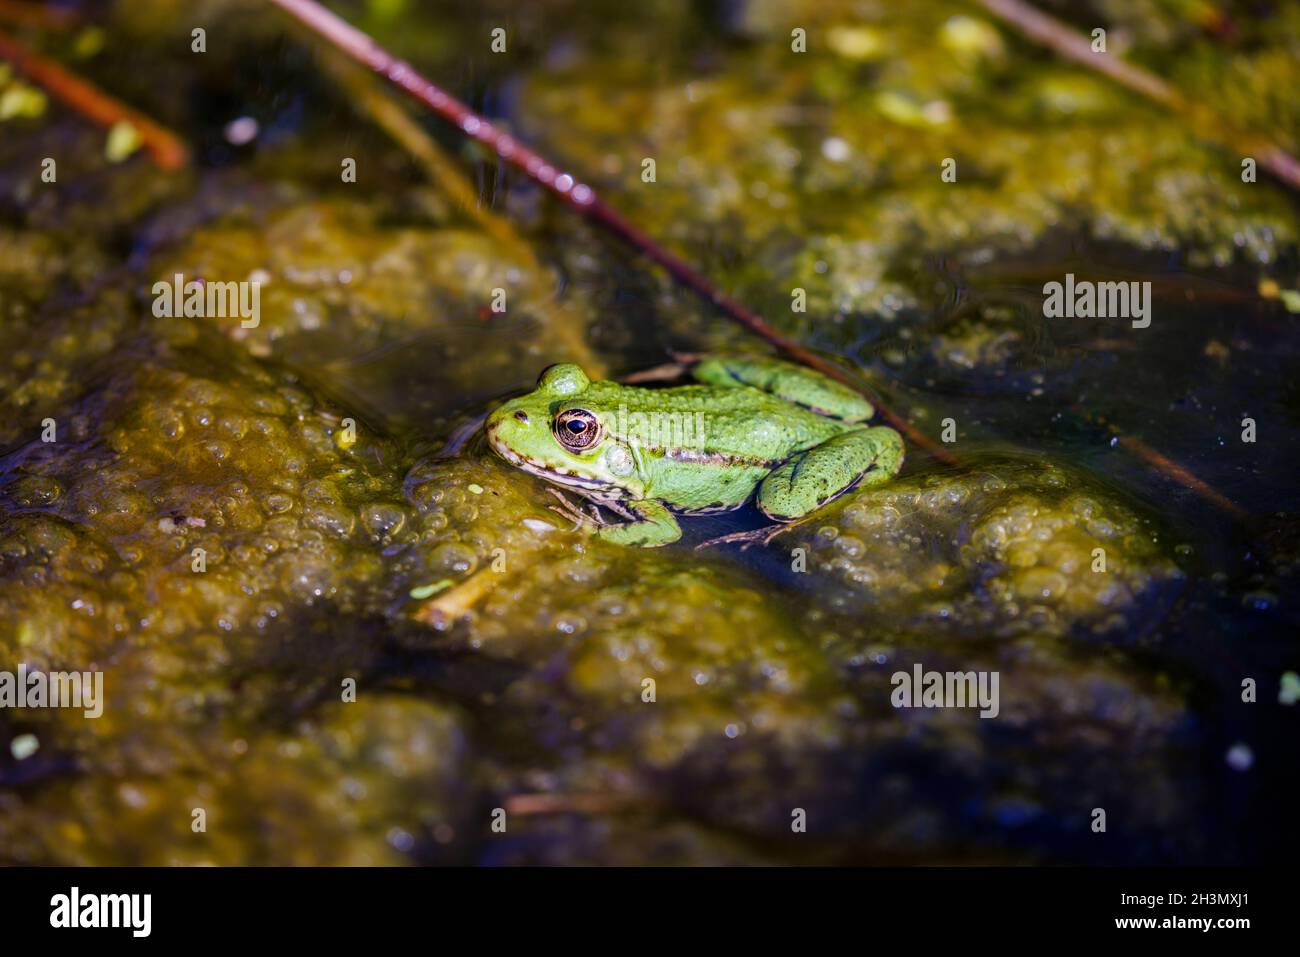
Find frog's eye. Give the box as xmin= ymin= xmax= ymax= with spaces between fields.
xmin=553 ymin=408 xmax=603 ymax=452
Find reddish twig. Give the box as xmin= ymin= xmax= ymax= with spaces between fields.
xmin=976 ymin=0 xmax=1300 ymax=192
xmin=503 ymin=792 xmax=644 ymax=817
xmin=1068 ymin=406 xmax=1246 ymax=517
xmin=0 ymin=0 xmax=79 ymax=30
xmin=0 ymin=27 xmax=189 ymax=171
xmin=264 ymin=0 xmax=952 ymax=464
xmin=1117 ymin=435 xmax=1247 ymax=519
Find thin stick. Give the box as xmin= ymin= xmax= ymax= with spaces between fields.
xmin=317 ymin=52 xmax=524 ymax=251
xmin=976 ymin=0 xmax=1300 ymax=192
xmin=1117 ymin=434 xmax=1247 ymax=518
xmin=264 ymin=0 xmax=951 ymax=464
xmin=314 ymin=51 xmax=606 ymax=376
xmin=0 ymin=0 xmax=79 ymax=30
xmin=504 ymin=792 xmax=644 ymax=817
xmin=0 ymin=28 xmax=189 ymax=171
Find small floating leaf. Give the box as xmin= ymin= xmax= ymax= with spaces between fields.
xmin=1280 ymin=671 xmax=1300 ymax=706
xmin=74 ymin=27 xmax=106 ymax=60
xmin=105 ymin=120 xmax=143 ymax=163
xmin=827 ymin=25 xmax=885 ymax=61
xmin=0 ymin=84 xmax=48 ymax=121
xmin=409 ymin=579 xmax=453 ymax=600
xmin=10 ymin=734 xmax=39 ymax=761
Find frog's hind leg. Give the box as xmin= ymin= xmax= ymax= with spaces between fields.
xmin=692 ymin=355 xmax=875 ymax=422
xmin=757 ymin=426 xmax=903 ymax=522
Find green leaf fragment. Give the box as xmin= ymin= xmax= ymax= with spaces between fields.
xmin=0 ymin=84 xmax=48 ymax=121
xmin=409 ymin=579 xmax=453 ymax=600
xmin=1280 ymin=671 xmax=1300 ymax=706
xmin=105 ymin=121 xmax=143 ymax=163
xmin=74 ymin=27 xmax=106 ymax=60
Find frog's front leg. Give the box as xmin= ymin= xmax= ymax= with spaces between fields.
xmin=597 ymin=498 xmax=682 ymax=547
xmin=692 ymin=355 xmax=875 ymax=422
xmin=757 ymin=426 xmax=903 ymax=522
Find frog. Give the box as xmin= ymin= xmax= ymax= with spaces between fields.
xmin=485 ymin=355 xmax=904 ymax=546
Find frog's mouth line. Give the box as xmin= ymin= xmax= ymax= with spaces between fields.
xmin=487 ymin=425 xmax=624 ymax=500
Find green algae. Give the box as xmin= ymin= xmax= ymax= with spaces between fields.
xmin=149 ymin=197 xmax=602 ymax=429
xmin=787 ymin=457 xmax=1182 ymax=639
xmin=520 ymin=0 xmax=1299 ymax=346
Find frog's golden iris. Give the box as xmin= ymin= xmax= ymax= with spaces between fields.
xmin=554 ymin=408 xmax=603 ymax=452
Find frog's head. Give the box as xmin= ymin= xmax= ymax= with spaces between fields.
xmin=486 ymin=364 xmax=644 ymax=499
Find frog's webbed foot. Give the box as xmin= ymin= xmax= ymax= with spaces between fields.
xmin=546 ymin=488 xmax=606 ymax=532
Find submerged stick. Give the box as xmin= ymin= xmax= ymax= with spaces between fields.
xmin=317 ymin=52 xmax=524 ymax=251
xmin=505 ymin=791 xmax=646 ymax=817
xmin=0 ymin=27 xmax=188 ymax=171
xmin=1118 ymin=435 xmax=1247 ymax=518
xmin=316 ymin=52 xmax=605 ymax=376
xmin=976 ymin=0 xmax=1300 ymax=192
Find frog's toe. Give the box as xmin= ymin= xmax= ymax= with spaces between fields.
xmin=546 ymin=488 xmax=603 ymax=531
xmin=696 ymin=523 xmax=793 ymax=550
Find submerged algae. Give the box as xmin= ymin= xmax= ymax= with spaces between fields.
xmin=0 ymin=373 xmax=1207 ymax=863
xmin=520 ymin=0 xmax=1298 ymax=348
xmin=0 ymin=696 xmax=472 ymax=865
xmin=150 ymin=197 xmax=602 ymax=429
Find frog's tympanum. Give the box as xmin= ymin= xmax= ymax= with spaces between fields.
xmin=486 ymin=355 xmax=904 ymax=546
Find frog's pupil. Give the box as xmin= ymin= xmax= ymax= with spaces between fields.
xmin=568 ymin=421 xmax=585 ymax=432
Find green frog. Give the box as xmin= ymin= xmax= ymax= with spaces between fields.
xmin=485 ymin=355 xmax=904 ymax=546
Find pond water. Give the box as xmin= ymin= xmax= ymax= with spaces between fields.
xmin=0 ymin=0 xmax=1296 ymax=864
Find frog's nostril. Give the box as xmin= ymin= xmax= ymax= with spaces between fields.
xmin=514 ymin=410 xmax=530 ymax=425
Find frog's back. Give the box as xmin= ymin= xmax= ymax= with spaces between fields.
xmin=594 ymin=381 xmax=850 ymax=461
